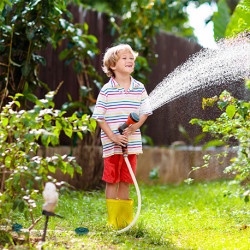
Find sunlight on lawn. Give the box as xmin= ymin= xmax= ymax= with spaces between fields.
xmin=12 ymin=180 xmax=250 ymax=249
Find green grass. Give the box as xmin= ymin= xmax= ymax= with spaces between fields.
xmin=10 ymin=180 xmax=250 ymax=249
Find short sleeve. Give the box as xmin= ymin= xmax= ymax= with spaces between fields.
xmin=92 ymin=89 xmax=107 ymax=120
xmin=140 ymin=87 xmax=153 ymax=116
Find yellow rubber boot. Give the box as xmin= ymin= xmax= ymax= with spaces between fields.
xmin=106 ymin=199 xmax=133 ymax=229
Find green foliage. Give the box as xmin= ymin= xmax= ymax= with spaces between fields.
xmin=202 ymin=139 xmax=225 ymax=150
xmin=213 ymin=0 xmax=250 ymax=39
xmin=178 ymin=124 xmax=206 ymax=146
xmin=178 ymin=123 xmax=224 ymax=150
xmin=225 ymin=0 xmax=250 ymax=37
xmin=213 ymin=0 xmax=231 ymax=40
xmin=190 ymin=82 xmax=250 ymax=185
xmin=0 ymin=0 xmax=12 ymax=11
xmin=77 ymin=0 xmax=124 ymax=14
xmin=245 ymin=78 xmax=250 ymax=89
xmin=149 ymin=167 xmax=159 ymax=181
xmin=0 ymin=0 xmax=101 ymax=109
xmin=0 ymin=90 xmax=96 ymax=228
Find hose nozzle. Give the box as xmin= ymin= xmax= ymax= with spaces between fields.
xmin=118 ymin=113 xmax=140 ymax=156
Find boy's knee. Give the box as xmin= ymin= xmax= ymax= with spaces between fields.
xmin=107 ymin=182 xmax=118 ymax=188
xmin=119 ymin=181 xmax=129 ymax=187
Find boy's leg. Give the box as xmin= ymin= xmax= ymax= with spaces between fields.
xmin=105 ymin=182 xmax=118 ymax=199
xmin=112 ymin=155 xmax=136 ymax=228
xmin=105 ymin=155 xmax=135 ymax=229
xmin=117 ymin=181 xmax=130 ymax=200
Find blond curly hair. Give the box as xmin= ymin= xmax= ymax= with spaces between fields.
xmin=102 ymin=44 xmax=138 ymax=77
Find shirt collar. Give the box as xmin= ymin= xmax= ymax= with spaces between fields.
xmin=110 ymin=77 xmax=140 ymax=90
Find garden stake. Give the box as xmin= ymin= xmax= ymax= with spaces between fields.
xmin=42 ymin=214 xmax=49 ymax=242
xmin=117 ymin=112 xmax=141 ymax=233
xmin=41 ymin=210 xmax=63 ymax=241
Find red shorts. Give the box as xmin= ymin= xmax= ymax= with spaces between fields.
xmin=103 ymin=154 xmax=137 ymax=184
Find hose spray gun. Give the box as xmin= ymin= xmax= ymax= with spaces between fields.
xmin=118 ymin=113 xmax=140 ymax=156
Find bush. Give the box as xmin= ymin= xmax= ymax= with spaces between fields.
xmin=190 ymin=79 xmax=250 ymax=196
xmin=0 ymin=90 xmax=96 ymax=229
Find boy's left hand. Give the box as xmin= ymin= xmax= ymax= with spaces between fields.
xmin=123 ymin=125 xmax=136 ymax=137
xmin=123 ymin=114 xmax=148 ymax=137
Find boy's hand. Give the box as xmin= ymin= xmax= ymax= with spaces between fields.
xmin=123 ymin=125 xmax=136 ymax=137
xmin=110 ymin=134 xmax=128 ymax=147
xmin=122 ymin=114 xmax=148 ymax=137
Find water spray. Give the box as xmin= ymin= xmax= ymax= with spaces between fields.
xmin=147 ymin=34 xmax=250 ymax=112
xmin=117 ymin=112 xmax=141 ymax=233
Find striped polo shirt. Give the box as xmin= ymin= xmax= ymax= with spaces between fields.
xmin=92 ymin=77 xmax=152 ymax=158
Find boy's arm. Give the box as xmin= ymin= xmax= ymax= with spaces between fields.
xmin=123 ymin=114 xmax=149 ymax=136
xmin=97 ymin=119 xmax=128 ymax=147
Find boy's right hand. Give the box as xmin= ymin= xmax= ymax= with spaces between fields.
xmin=110 ymin=134 xmax=128 ymax=147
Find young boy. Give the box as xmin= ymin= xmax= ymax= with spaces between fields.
xmin=92 ymin=44 xmax=152 ymax=229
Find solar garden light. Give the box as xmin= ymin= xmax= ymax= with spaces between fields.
xmin=42 ymin=182 xmax=63 ymax=242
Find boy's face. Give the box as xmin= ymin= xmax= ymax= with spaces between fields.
xmin=111 ymin=50 xmax=135 ymax=75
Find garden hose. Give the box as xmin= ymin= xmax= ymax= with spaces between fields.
xmin=117 ymin=112 xmax=141 ymax=233
xmin=117 ymin=156 xmax=141 ymax=233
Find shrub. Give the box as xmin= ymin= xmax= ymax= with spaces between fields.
xmin=0 ymin=89 xmax=96 ymax=229
xmin=190 ymin=79 xmax=250 ymax=197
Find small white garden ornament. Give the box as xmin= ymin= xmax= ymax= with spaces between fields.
xmin=42 ymin=182 xmax=58 ymax=213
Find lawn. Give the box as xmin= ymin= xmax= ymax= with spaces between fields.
xmin=7 ymin=180 xmax=250 ymax=249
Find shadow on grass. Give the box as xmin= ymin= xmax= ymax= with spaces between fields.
xmin=100 ymin=221 xmax=187 ymax=250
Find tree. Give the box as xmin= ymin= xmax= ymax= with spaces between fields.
xmin=76 ymin=0 xmax=216 ymax=38
xmin=0 ymin=0 xmax=101 ymax=109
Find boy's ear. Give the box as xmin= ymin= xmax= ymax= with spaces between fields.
xmin=110 ymin=65 xmax=116 ymax=70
